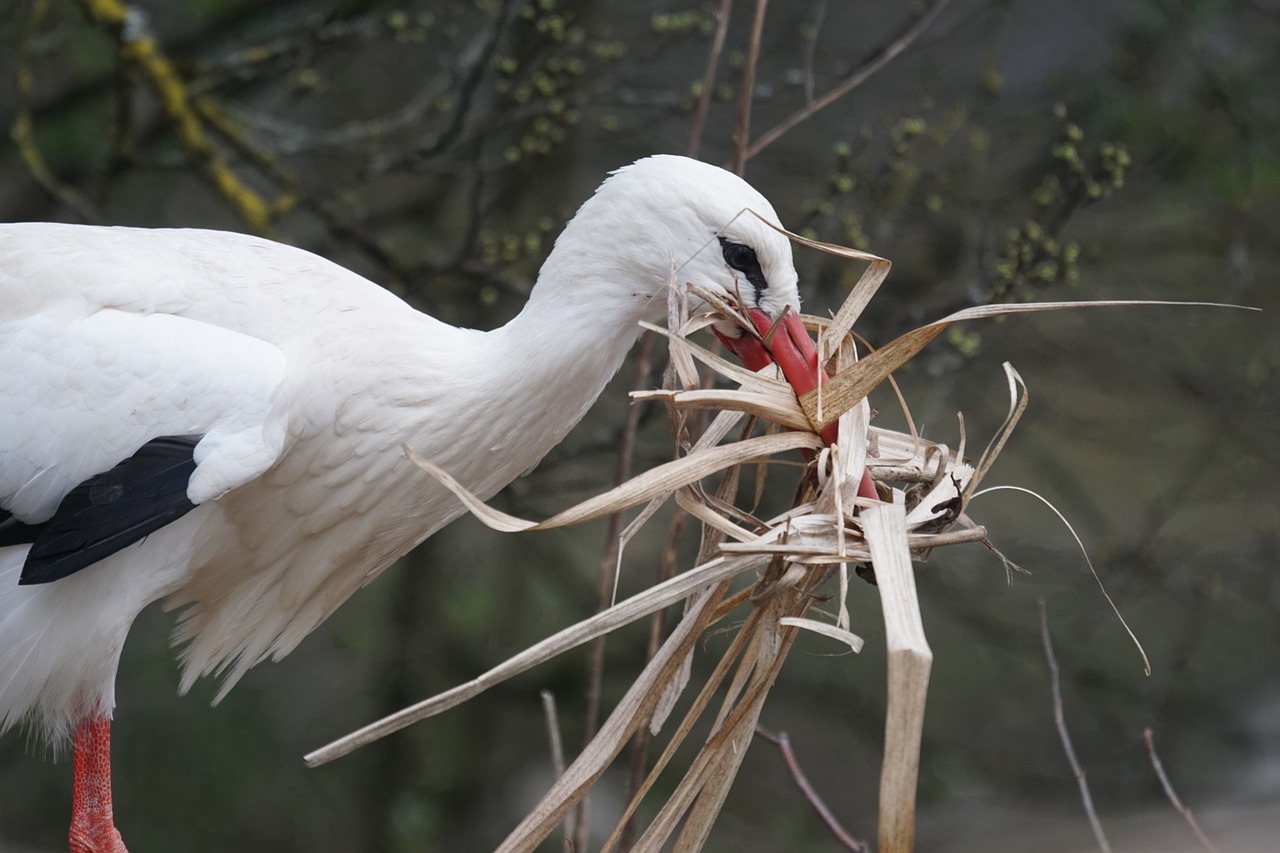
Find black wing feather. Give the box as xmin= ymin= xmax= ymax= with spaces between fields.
xmin=17 ymin=434 xmax=204 ymax=585
xmin=0 ymin=507 xmax=40 ymax=548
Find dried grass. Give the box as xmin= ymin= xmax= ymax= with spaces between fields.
xmin=305 ymin=224 xmax=1253 ymax=852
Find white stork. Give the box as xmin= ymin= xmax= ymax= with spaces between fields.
xmin=0 ymin=155 xmax=834 ymax=852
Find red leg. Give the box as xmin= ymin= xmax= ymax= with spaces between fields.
xmin=69 ymin=717 xmax=129 ymax=853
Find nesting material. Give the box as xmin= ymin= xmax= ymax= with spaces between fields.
xmin=305 ymin=221 xmax=1248 ymax=853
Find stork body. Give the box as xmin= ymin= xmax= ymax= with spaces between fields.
xmin=0 ymin=156 xmax=824 ymax=852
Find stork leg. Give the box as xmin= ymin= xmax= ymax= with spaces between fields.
xmin=69 ymin=717 xmax=129 ymax=853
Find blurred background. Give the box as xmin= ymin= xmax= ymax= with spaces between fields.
xmin=0 ymin=0 xmax=1276 ymax=850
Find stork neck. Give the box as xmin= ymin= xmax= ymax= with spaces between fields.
xmin=496 ymin=264 xmax=655 ymax=411
xmin=425 ymin=262 xmax=655 ymax=498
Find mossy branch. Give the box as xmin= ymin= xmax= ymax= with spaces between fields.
xmin=12 ymin=0 xmax=99 ymax=220
xmin=75 ymin=0 xmax=292 ymax=233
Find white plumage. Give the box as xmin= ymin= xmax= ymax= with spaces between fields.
xmin=0 ymin=155 xmax=812 ymax=742
xmin=0 ymin=155 xmax=825 ymax=852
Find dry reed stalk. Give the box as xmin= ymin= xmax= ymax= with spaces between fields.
xmin=306 ymin=225 xmax=1252 ymax=851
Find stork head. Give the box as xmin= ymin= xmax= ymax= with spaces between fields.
xmin=570 ymin=154 xmax=833 ymax=442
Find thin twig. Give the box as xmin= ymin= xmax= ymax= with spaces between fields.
xmin=731 ymin=0 xmax=769 ymax=175
xmin=73 ymin=0 xmax=281 ymax=232
xmin=687 ymin=0 xmax=734 ymax=159
xmin=1143 ymin=727 xmax=1221 ymax=853
xmin=618 ymin=713 xmax=652 ymax=851
xmin=745 ymin=0 xmax=952 ymax=161
xmin=617 ymin=509 xmax=686 ymax=850
xmin=756 ymin=727 xmax=871 ymax=852
xmin=802 ymin=0 xmax=829 ymax=104
xmin=576 ymin=331 xmax=658 ymax=852
xmin=618 ymin=349 xmax=724 ymax=848
xmin=540 ymin=691 xmax=574 ymax=853
xmin=407 ymin=0 xmax=520 ymax=165
xmin=12 ymin=0 xmax=99 ymax=220
xmin=1039 ymin=600 xmax=1111 ymax=853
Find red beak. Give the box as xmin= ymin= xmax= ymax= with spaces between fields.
xmin=714 ymin=308 xmax=838 ymax=446
xmin=714 ymin=308 xmax=878 ymax=501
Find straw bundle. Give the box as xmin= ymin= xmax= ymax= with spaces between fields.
xmin=305 ymin=219 xmax=1246 ymax=852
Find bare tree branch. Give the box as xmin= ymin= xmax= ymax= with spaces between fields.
xmin=540 ymin=690 xmax=574 ymax=853
xmin=73 ymin=0 xmax=288 ymax=233
xmin=404 ymin=0 xmax=521 ymax=168
xmin=687 ymin=0 xmax=734 ymax=159
xmin=1039 ymin=600 xmax=1112 ymax=853
xmin=756 ymin=727 xmax=871 ymax=852
xmin=802 ymin=0 xmax=829 ymax=104
xmin=575 ymin=330 xmax=659 ymax=852
xmin=1143 ymin=727 xmax=1222 ymax=853
xmin=731 ymin=0 xmax=769 ymax=175
xmin=745 ymin=0 xmax=952 ymax=161
xmin=12 ymin=0 xmax=99 ymax=220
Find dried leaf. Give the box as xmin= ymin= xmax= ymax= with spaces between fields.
xmin=862 ymin=497 xmax=932 ymax=853
xmin=632 ymin=387 xmax=811 ymax=432
xmin=965 ymin=361 xmax=1028 ymax=502
xmin=800 ymin=299 xmax=1256 ymax=431
xmin=778 ymin=616 xmax=865 ymax=653
xmin=304 ymin=554 xmax=768 ymax=767
xmin=497 ymin=584 xmax=730 ymax=853
xmin=402 ymin=431 xmax=820 ymax=534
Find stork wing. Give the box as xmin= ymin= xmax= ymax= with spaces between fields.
xmin=0 ymin=305 xmax=287 ymax=581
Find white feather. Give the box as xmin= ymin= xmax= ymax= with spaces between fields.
xmin=0 ymin=155 xmax=805 ymax=741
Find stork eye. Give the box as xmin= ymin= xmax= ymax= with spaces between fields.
xmin=718 ymin=237 xmax=768 ymax=299
xmin=722 ymin=242 xmax=758 ymax=272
